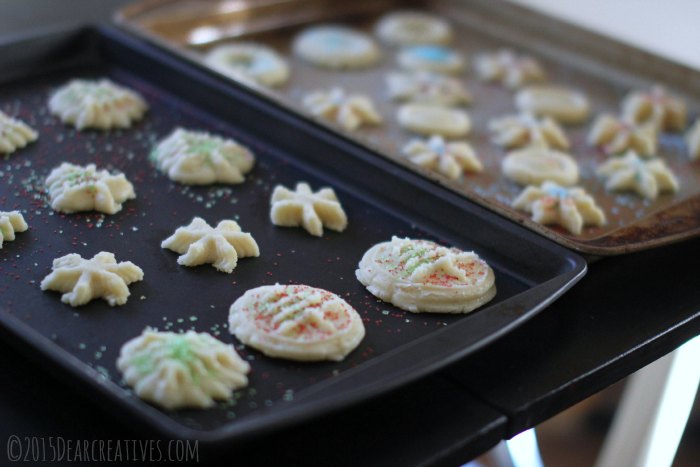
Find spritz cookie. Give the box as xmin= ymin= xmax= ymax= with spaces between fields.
xmin=228 ymin=284 xmax=365 ymax=362
xmin=513 ymin=181 xmax=606 ymax=235
xmin=48 ymin=79 xmax=147 ymax=130
xmin=118 ymin=329 xmax=250 ymax=410
xmin=397 ymin=45 xmax=465 ymax=74
xmin=293 ymin=25 xmax=380 ymax=69
xmin=356 ymin=236 xmax=496 ymax=314
xmin=588 ymin=114 xmax=657 ymax=156
xmin=204 ymin=42 xmax=289 ymax=87
xmin=0 ymin=111 xmax=38 ymax=154
xmin=397 ymin=103 xmax=470 ymax=138
xmin=375 ymin=10 xmax=452 ymax=46
xmin=40 ymin=251 xmax=144 ymax=307
xmin=474 ymin=49 xmax=546 ymax=90
xmin=686 ymin=119 xmax=700 ymax=161
xmin=302 ymin=87 xmax=382 ymax=131
xmin=0 ymin=211 xmax=28 ymax=249
xmin=150 ymin=128 xmax=255 ymax=185
xmin=402 ymin=135 xmax=482 ymax=180
xmin=385 ymin=71 xmax=471 ymax=106
xmin=502 ymin=144 xmax=579 ymax=186
xmin=161 ymin=217 xmax=259 ymax=273
xmin=270 ymin=182 xmax=347 ymax=237
xmin=621 ymin=85 xmax=687 ymax=132
xmin=488 ymin=113 xmax=569 ymax=150
xmin=596 ymin=150 xmax=679 ymax=200
xmin=515 ymin=85 xmax=590 ymax=125
xmin=45 ymin=162 xmax=135 ymax=214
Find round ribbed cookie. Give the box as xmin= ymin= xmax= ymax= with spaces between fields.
xmin=502 ymin=145 xmax=580 ymax=186
xmin=397 ymin=45 xmax=465 ymax=74
xmin=375 ymin=10 xmax=452 ymax=46
xmin=229 ymin=284 xmax=365 ymax=362
xmin=356 ymin=237 xmax=496 ymax=314
xmin=397 ymin=103 xmax=470 ymax=137
xmin=204 ymin=42 xmax=289 ymax=87
xmin=515 ymin=85 xmax=590 ymax=125
xmin=293 ymin=25 xmax=380 ymax=69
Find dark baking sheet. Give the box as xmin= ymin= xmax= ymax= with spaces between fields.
xmin=115 ymin=0 xmax=700 ymax=256
xmin=0 ymin=26 xmax=585 ymax=443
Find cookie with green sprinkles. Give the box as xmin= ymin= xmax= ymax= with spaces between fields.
xmin=356 ymin=236 xmax=496 ymax=313
xmin=229 ymin=284 xmax=365 ymax=362
xmin=117 ymin=329 xmax=250 ymax=410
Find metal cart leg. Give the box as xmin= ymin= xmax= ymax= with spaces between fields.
xmin=595 ymin=336 xmax=700 ymax=467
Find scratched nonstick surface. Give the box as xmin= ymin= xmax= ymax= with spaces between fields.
xmin=0 ymin=27 xmax=584 ymax=443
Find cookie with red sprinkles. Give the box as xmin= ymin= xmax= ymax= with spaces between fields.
xmin=356 ymin=236 xmax=496 ymax=313
xmin=228 ymin=284 xmax=365 ymax=362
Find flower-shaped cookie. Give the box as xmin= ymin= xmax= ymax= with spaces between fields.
xmin=356 ymin=236 xmax=496 ymax=313
xmin=401 ymin=135 xmax=482 ymax=180
xmin=385 ymin=71 xmax=471 ymax=106
xmin=270 ymin=182 xmax=347 ymax=237
xmin=0 ymin=111 xmax=38 ymax=154
xmin=512 ymin=181 xmax=606 ymax=235
xmin=48 ymin=79 xmax=147 ymax=130
xmin=588 ymin=114 xmax=657 ymax=156
xmin=596 ymin=150 xmax=679 ymax=200
xmin=488 ymin=113 xmax=569 ymax=150
xmin=150 ymin=128 xmax=255 ymax=185
xmin=229 ymin=284 xmax=365 ymax=362
xmin=45 ymin=162 xmax=136 ymax=214
xmin=474 ymin=49 xmax=546 ymax=89
xmin=118 ymin=329 xmax=250 ymax=410
xmin=621 ymin=85 xmax=687 ymax=132
xmin=302 ymin=87 xmax=382 ymax=131
xmin=0 ymin=211 xmax=28 ymax=249
xmin=161 ymin=217 xmax=259 ymax=273
xmin=40 ymin=251 xmax=144 ymax=307
xmin=686 ymin=119 xmax=700 ymax=161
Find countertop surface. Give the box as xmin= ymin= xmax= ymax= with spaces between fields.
xmin=1 ymin=1 xmax=699 ymax=466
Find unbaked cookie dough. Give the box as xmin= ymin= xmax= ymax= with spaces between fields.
xmin=270 ymin=182 xmax=347 ymax=237
xmin=397 ymin=45 xmax=465 ymax=74
xmin=356 ymin=236 xmax=496 ymax=314
xmin=150 ymin=128 xmax=255 ymax=185
xmin=0 ymin=211 xmax=28 ymax=249
xmin=502 ymin=144 xmax=579 ymax=186
xmin=596 ymin=150 xmax=679 ymax=200
xmin=474 ymin=49 xmax=546 ymax=90
xmin=686 ymin=119 xmax=700 ymax=161
xmin=588 ymin=114 xmax=657 ymax=156
xmin=118 ymin=329 xmax=250 ymax=410
xmin=228 ymin=284 xmax=365 ymax=362
xmin=293 ymin=25 xmax=380 ymax=69
xmin=621 ymin=85 xmax=687 ymax=132
xmin=45 ymin=162 xmax=135 ymax=214
xmin=302 ymin=87 xmax=382 ymax=131
xmin=512 ymin=181 xmax=606 ymax=235
xmin=203 ymin=42 xmax=289 ymax=87
xmin=40 ymin=251 xmax=144 ymax=307
xmin=48 ymin=79 xmax=147 ymax=130
xmin=515 ymin=85 xmax=590 ymax=125
xmin=488 ymin=113 xmax=569 ymax=150
xmin=402 ymin=135 xmax=482 ymax=179
xmin=375 ymin=10 xmax=452 ymax=46
xmin=385 ymin=71 xmax=471 ymax=106
xmin=161 ymin=217 xmax=259 ymax=273
xmin=0 ymin=111 xmax=38 ymax=154
xmin=397 ymin=103 xmax=470 ymax=138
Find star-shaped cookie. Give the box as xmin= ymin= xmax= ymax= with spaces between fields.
xmin=302 ymin=87 xmax=382 ymax=131
xmin=597 ymin=150 xmax=679 ymax=200
xmin=270 ymin=182 xmax=347 ymax=237
xmin=512 ymin=181 xmax=606 ymax=235
xmin=588 ymin=114 xmax=657 ymax=156
xmin=489 ymin=113 xmax=569 ymax=150
xmin=40 ymin=251 xmax=144 ymax=307
xmin=385 ymin=71 xmax=471 ymax=106
xmin=161 ymin=217 xmax=259 ymax=273
xmin=474 ymin=49 xmax=546 ymax=89
xmin=402 ymin=135 xmax=482 ymax=179
xmin=621 ymin=85 xmax=687 ymax=132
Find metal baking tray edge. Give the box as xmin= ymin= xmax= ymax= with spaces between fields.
xmin=0 ymin=25 xmax=586 ymax=444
